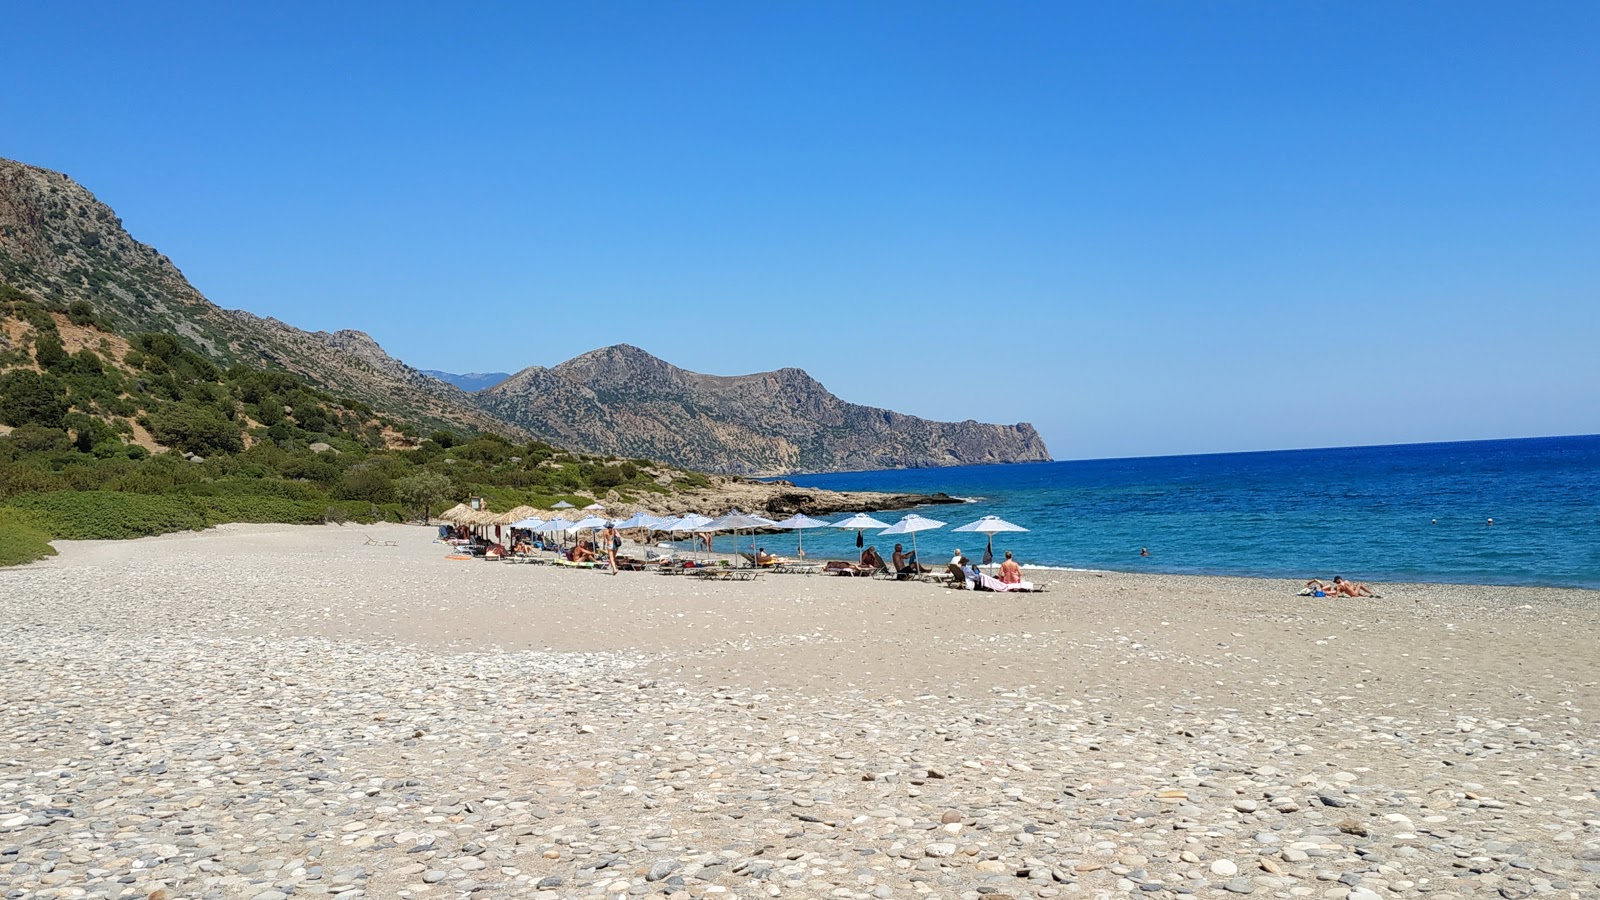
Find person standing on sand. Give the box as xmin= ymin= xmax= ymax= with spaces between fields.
xmin=999 ymin=550 xmax=1023 ymax=585
xmin=600 ymin=522 xmax=619 ymax=575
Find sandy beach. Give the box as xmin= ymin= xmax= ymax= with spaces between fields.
xmin=2 ymin=523 xmax=1597 ymax=900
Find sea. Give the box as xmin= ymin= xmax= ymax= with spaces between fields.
xmin=768 ymin=434 xmax=1600 ymax=590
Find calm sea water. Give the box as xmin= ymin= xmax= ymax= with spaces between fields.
xmin=770 ymin=435 xmax=1600 ymax=589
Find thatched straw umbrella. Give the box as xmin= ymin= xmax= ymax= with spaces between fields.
xmin=496 ymin=505 xmax=539 ymax=526
xmin=438 ymin=503 xmax=474 ymax=524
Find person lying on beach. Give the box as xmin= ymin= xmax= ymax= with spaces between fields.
xmin=1304 ymin=577 xmax=1381 ymax=598
xmin=999 ymin=550 xmax=1023 ymax=585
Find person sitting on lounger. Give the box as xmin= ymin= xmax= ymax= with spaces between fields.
xmin=756 ymin=547 xmax=779 ymax=566
xmin=999 ymin=550 xmax=1023 ymax=585
xmin=570 ymin=544 xmax=596 ymax=563
xmin=946 ymin=555 xmax=971 ymax=589
xmin=861 ymin=546 xmax=885 ymax=570
xmin=891 ymin=544 xmax=925 ymax=577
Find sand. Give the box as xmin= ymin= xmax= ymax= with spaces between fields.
xmin=2 ymin=522 xmax=1597 ymax=900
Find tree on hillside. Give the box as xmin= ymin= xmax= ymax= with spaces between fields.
xmin=395 ymin=470 xmax=454 ymax=524
xmin=0 ymin=370 xmax=70 ymax=428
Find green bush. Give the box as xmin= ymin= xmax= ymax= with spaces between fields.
xmin=142 ymin=403 xmax=244 ymax=456
xmin=7 ymin=491 xmax=209 ymax=539
xmin=0 ymin=509 xmax=56 ymax=566
xmin=0 ymin=370 xmax=70 ymax=427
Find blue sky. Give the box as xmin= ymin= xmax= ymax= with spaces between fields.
xmin=4 ymin=2 xmax=1596 ymax=460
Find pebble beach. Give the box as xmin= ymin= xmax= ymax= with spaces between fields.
xmin=2 ymin=523 xmax=1597 ymax=900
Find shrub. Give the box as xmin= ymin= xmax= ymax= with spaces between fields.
xmin=0 ymin=370 xmax=70 ymax=427
xmin=7 ymin=491 xmax=209 ymax=539
xmin=34 ymin=332 xmax=68 ymax=370
xmin=66 ymin=300 xmax=97 ymax=326
xmin=0 ymin=509 xmax=56 ymax=566
xmin=142 ymin=403 xmax=244 ymax=456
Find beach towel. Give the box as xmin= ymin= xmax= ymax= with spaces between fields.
xmin=976 ymin=571 xmax=1034 ymax=592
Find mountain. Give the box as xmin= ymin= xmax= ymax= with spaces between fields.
xmin=478 ymin=344 xmax=1051 ymax=475
xmin=0 ymin=158 xmax=1048 ymax=475
xmin=0 ymin=158 xmax=516 ymax=438
xmin=420 ymin=370 xmax=512 ymax=392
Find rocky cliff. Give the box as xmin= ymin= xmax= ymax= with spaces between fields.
xmin=478 ymin=344 xmax=1051 ymax=475
xmin=0 ymin=158 xmax=516 ymax=437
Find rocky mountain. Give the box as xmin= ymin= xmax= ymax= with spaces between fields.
xmin=1 ymin=158 xmax=1049 ymax=475
xmin=478 ymin=344 xmax=1050 ymax=475
xmin=420 ymin=370 xmax=512 ymax=392
xmin=0 ymin=158 xmax=516 ymax=438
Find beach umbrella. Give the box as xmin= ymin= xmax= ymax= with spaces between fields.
xmin=538 ymin=515 xmax=574 ymax=533
xmin=773 ymin=513 xmax=831 ymax=557
xmin=584 ymin=502 xmax=607 ymax=511
xmin=551 ymin=500 xmax=575 ymax=510
xmin=952 ymin=515 xmax=1029 ymax=565
xmin=614 ymin=510 xmax=666 ymax=530
xmin=831 ymin=512 xmax=891 ymax=551
xmin=511 ymin=516 xmax=546 ymax=530
xmin=438 ymin=503 xmax=474 ymax=524
xmin=880 ymin=513 xmax=946 ymax=561
xmin=670 ymin=513 xmax=714 ymax=556
xmin=698 ymin=510 xmax=771 ymax=564
xmin=495 ymin=505 xmax=539 ymax=526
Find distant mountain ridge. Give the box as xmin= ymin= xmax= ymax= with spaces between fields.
xmin=0 ymin=157 xmax=1050 ymax=475
xmin=478 ymin=344 xmax=1050 ymax=475
xmin=420 ymin=370 xmax=511 ymax=392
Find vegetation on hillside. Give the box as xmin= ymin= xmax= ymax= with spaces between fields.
xmin=0 ymin=283 xmax=710 ymax=565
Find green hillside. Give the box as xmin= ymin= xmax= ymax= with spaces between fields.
xmin=0 ymin=283 xmax=707 ymax=565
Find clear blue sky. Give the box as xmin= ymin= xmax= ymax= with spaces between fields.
xmin=5 ymin=2 xmax=1596 ymax=460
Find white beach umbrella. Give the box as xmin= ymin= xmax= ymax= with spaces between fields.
xmin=511 ymin=516 xmax=546 ymax=530
xmin=952 ymin=515 xmax=1029 ymax=565
xmin=613 ymin=511 xmax=652 ymax=530
xmin=538 ymin=515 xmax=574 ymax=533
xmin=569 ymin=515 xmax=609 ymax=530
xmin=583 ymin=502 xmax=607 ymax=511
xmin=551 ymin=500 xmax=575 ymax=510
xmin=773 ymin=513 xmax=832 ymax=557
xmin=831 ymin=512 xmax=891 ymax=552
xmin=698 ymin=510 xmax=772 ymax=564
xmin=880 ymin=513 xmax=947 ymax=560
xmin=669 ymin=513 xmax=714 ymax=555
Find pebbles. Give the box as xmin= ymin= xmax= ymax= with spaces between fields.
xmin=2 ymin=522 xmax=1598 ymax=900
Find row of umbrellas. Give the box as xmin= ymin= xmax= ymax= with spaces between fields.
xmin=440 ymin=501 xmax=1026 ymax=562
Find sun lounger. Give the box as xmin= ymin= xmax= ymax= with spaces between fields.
xmin=362 ymin=533 xmax=397 ymax=547
xmin=823 ymin=561 xmax=873 ymax=577
xmin=972 ymin=571 xmax=1048 ymax=592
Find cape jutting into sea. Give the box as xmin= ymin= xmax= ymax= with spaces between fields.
xmin=773 ymin=434 xmax=1600 ymax=590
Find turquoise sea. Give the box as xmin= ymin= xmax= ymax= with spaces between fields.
xmin=769 ymin=435 xmax=1600 ymax=589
